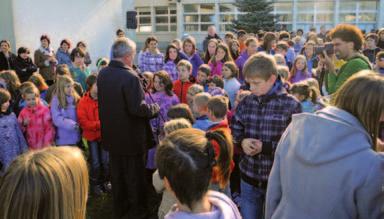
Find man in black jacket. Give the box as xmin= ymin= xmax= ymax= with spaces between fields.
xmin=98 ymin=37 xmax=159 ymax=219
xmin=202 ymin=25 xmax=221 ymax=52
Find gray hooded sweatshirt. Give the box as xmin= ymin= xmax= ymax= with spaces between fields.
xmin=266 ymin=106 xmax=384 ymax=219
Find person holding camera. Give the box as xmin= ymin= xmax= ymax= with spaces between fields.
xmin=321 ymin=24 xmax=371 ymax=95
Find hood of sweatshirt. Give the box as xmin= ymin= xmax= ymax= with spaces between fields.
xmin=165 ymin=191 xmax=241 ymax=219
xmin=289 ymin=106 xmax=372 ymax=165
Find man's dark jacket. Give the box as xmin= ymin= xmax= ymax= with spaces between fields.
xmin=98 ymin=60 xmax=158 ymax=155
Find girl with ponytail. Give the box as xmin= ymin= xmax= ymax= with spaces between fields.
xmin=156 ymin=128 xmax=241 ymax=219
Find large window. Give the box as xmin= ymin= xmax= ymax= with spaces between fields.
xmin=155 ymin=6 xmax=177 ymax=32
xmin=184 ymin=4 xmax=215 ymax=32
xmin=136 ymin=7 xmax=152 ymax=32
xmin=338 ymin=1 xmax=377 ymax=30
xmin=274 ymin=2 xmax=293 ymax=25
xmin=136 ymin=6 xmax=176 ymax=33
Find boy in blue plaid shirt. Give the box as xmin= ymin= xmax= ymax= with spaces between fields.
xmin=231 ymin=53 xmax=301 ymax=219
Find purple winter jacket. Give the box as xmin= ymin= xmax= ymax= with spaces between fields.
xmin=235 ymin=51 xmax=250 ymax=81
xmin=182 ymin=52 xmax=204 ymax=78
xmin=165 ymin=191 xmax=242 ymax=219
xmin=51 ymin=95 xmax=80 ymax=145
xmin=289 ymin=70 xmax=310 ymax=84
xmin=0 ymin=112 xmax=28 ymax=173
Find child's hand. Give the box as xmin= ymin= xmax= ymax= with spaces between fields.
xmin=241 ymin=138 xmax=262 ymax=156
xmin=377 ymin=138 xmax=384 ymax=152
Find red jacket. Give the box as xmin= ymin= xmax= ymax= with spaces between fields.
xmin=207 ymin=119 xmax=235 ymax=188
xmin=173 ymin=80 xmax=193 ymax=104
xmin=77 ymin=92 xmax=101 ymax=141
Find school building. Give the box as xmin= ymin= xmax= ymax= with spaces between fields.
xmin=1 ymin=0 xmax=383 ymax=69
xmin=135 ymin=0 xmax=384 ymax=49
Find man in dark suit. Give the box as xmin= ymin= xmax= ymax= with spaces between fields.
xmin=97 ymin=37 xmax=159 ymax=219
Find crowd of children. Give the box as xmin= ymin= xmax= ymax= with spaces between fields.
xmin=0 ymin=24 xmax=383 ymax=219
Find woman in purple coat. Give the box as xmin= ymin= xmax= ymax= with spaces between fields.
xmin=145 ymin=71 xmax=179 ymax=169
xmin=50 ymin=75 xmax=81 ymax=146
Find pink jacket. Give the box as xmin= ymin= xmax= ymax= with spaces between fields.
xmin=209 ymin=61 xmax=224 ymax=77
xmin=18 ymin=103 xmax=55 ymax=150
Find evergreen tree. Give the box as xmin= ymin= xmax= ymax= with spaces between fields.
xmin=232 ymin=0 xmax=277 ymax=33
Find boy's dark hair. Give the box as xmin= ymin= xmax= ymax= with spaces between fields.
xmin=207 ymin=96 xmax=228 ymax=119
xmin=290 ymin=82 xmax=317 ymax=104
xmin=366 ymin=33 xmax=378 ymax=43
xmin=167 ymin=103 xmax=195 ymax=124
xmin=0 ymin=88 xmax=11 ymax=106
xmin=156 ymin=128 xmax=231 ymax=209
xmin=208 ymin=75 xmax=224 ymax=89
xmin=297 ymin=29 xmax=304 ymax=35
xmin=276 ymin=41 xmax=289 ymax=51
xmin=237 ymin=30 xmax=247 ymax=37
xmin=86 ymin=73 xmax=98 ymax=91
xmin=116 ymin=29 xmax=124 ymax=36
xmin=198 ymin=64 xmax=211 ymax=77
xmin=60 ymin=39 xmax=71 ymax=48
xmin=329 ymin=24 xmax=364 ymax=51
xmin=279 ymin=31 xmax=290 ymax=40
xmin=17 ymin=47 xmax=30 ymax=55
xmin=70 ymin=48 xmax=86 ymax=62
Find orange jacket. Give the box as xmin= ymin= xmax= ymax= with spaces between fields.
xmin=77 ymin=92 xmax=101 ymax=141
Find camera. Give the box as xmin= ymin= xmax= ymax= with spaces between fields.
xmin=315 ymin=43 xmax=334 ymax=55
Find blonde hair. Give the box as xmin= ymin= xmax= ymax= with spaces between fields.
xmin=193 ymin=92 xmax=211 ymax=108
xmin=21 ymin=84 xmax=40 ymax=98
xmin=0 ymin=70 xmax=21 ymax=98
xmin=0 ymin=147 xmax=89 ymax=219
xmin=332 ymin=71 xmax=384 ymax=150
xmin=55 ymin=75 xmax=80 ymax=109
xmin=177 ymin=60 xmax=193 ymax=72
xmin=163 ymin=118 xmax=192 ymax=136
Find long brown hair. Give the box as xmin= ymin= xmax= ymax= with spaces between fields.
xmin=0 ymin=147 xmax=88 ymax=219
xmin=289 ymin=55 xmax=308 ymax=80
xmin=153 ymin=70 xmax=174 ymax=96
xmin=210 ymin=43 xmax=233 ymax=65
xmin=332 ymin=71 xmax=384 ymax=150
xmin=204 ymin=39 xmax=219 ymax=63
xmin=182 ymin=37 xmax=197 ymax=56
xmin=55 ymin=75 xmax=80 ymax=109
xmin=0 ymin=70 xmax=21 ymax=99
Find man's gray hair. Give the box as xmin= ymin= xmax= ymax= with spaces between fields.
xmin=111 ymin=37 xmax=136 ymax=59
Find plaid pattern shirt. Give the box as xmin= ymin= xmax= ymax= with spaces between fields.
xmin=163 ymin=60 xmax=178 ymax=81
xmin=139 ymin=51 xmax=164 ymax=73
xmin=231 ymin=82 xmax=301 ymax=187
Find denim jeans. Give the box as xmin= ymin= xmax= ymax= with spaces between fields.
xmin=88 ymin=141 xmax=109 ymax=185
xmin=240 ymin=179 xmax=265 ymax=219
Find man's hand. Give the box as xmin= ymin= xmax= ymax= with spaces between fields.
xmin=322 ymin=51 xmax=336 ymax=75
xmin=241 ymin=138 xmax=263 ymax=156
